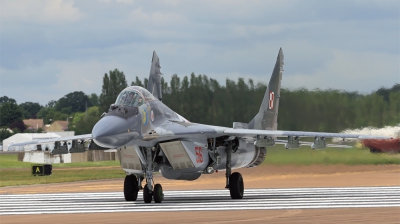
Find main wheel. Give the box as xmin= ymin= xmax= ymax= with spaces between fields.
xmin=153 ymin=184 xmax=163 ymax=203
xmin=124 ymin=175 xmax=139 ymax=201
xmin=143 ymin=185 xmax=153 ymax=203
xmin=229 ymin=172 xmax=244 ymax=199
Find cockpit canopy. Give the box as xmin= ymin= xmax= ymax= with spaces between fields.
xmin=114 ymin=86 xmax=156 ymax=107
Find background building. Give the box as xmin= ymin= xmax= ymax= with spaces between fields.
xmin=45 ymin=120 xmax=69 ymax=132
xmin=23 ymin=119 xmax=44 ymax=132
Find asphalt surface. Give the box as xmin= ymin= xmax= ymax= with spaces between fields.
xmin=1 ymin=186 xmax=399 ymax=215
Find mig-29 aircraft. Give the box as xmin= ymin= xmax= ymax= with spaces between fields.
xmin=10 ymin=49 xmax=389 ymax=203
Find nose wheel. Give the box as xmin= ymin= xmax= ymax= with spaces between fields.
xmin=153 ymin=184 xmax=164 ymax=203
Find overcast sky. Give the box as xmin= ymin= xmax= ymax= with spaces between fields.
xmin=1 ymin=0 xmax=399 ymax=105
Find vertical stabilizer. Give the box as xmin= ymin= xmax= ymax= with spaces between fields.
xmin=147 ymin=51 xmax=163 ymax=101
xmin=248 ymin=48 xmax=284 ymax=130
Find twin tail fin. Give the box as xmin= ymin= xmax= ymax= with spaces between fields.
xmin=248 ymin=48 xmax=284 ymax=130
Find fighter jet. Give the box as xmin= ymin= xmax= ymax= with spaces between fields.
xmin=10 ymin=49 xmax=389 ymax=203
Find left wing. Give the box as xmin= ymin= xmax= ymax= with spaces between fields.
xmin=275 ymin=139 xmax=352 ymax=148
xmin=224 ymin=128 xmax=390 ymax=149
xmin=152 ymin=122 xmax=377 ymax=149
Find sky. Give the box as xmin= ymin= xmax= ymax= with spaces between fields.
xmin=0 ymin=0 xmax=399 ymax=105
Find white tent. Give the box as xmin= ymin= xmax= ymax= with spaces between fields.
xmin=3 ymin=133 xmax=60 ymax=151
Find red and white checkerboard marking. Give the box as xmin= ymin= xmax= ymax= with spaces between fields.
xmin=268 ymin=91 xmax=274 ymax=109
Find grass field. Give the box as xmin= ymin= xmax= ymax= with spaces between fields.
xmin=0 ymin=146 xmax=399 ymax=187
xmin=0 ymin=167 xmax=125 ymax=187
xmin=0 ymin=154 xmax=124 ymax=187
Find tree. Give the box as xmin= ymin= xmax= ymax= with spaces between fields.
xmin=55 ymin=91 xmax=91 ymax=113
xmin=131 ymin=76 xmax=144 ymax=87
xmin=9 ymin=120 xmax=26 ymax=133
xmin=89 ymin=93 xmax=99 ymax=106
xmin=0 ymin=128 xmax=13 ymax=142
xmin=37 ymin=107 xmax=54 ymax=124
xmin=0 ymin=103 xmax=22 ymax=127
xmin=19 ymin=102 xmax=42 ymax=119
xmin=0 ymin=96 xmax=16 ymax=106
xmin=70 ymin=106 xmax=102 ymax=135
xmin=99 ymin=73 xmax=111 ymax=113
xmin=160 ymin=74 xmax=397 ymax=131
xmin=46 ymin=100 xmax=57 ymax=108
xmin=99 ymin=69 xmax=128 ymax=112
xmin=161 ymin=77 xmax=170 ymax=95
xmin=37 ymin=107 xmax=69 ymax=124
xmin=376 ymin=84 xmax=400 ymax=103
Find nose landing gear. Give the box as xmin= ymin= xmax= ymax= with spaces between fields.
xmin=124 ymin=174 xmax=164 ymax=203
xmin=142 ymin=183 xmax=164 ymax=203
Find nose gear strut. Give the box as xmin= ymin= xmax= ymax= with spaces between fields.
xmin=143 ymin=147 xmax=164 ymax=203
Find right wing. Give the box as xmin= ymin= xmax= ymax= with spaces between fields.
xmin=224 ymin=128 xmax=390 ymax=140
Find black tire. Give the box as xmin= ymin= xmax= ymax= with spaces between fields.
xmin=143 ymin=185 xmax=153 ymax=203
xmin=124 ymin=175 xmax=139 ymax=201
xmin=153 ymin=184 xmax=163 ymax=203
xmin=229 ymin=172 xmax=244 ymax=199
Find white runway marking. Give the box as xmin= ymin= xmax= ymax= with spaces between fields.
xmin=1 ymin=186 xmax=399 ymax=215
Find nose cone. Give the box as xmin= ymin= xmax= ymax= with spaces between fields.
xmin=92 ymin=115 xmax=138 ymax=148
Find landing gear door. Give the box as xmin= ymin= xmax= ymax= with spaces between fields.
xmin=159 ymin=141 xmax=195 ymax=170
xmin=120 ymin=146 xmax=143 ymax=174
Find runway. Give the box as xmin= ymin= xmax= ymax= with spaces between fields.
xmin=1 ymin=186 xmax=399 ymax=215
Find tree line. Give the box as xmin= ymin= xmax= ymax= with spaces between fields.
xmin=157 ymin=74 xmax=399 ymax=133
xmin=1 ymin=68 xmax=398 ymax=141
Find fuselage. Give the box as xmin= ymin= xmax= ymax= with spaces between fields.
xmin=91 ymin=86 xmax=264 ymax=180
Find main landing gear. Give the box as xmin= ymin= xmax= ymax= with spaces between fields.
xmin=124 ymin=175 xmax=139 ymax=201
xmin=225 ymin=141 xmax=244 ymax=199
xmin=124 ymin=146 xmax=164 ymax=203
